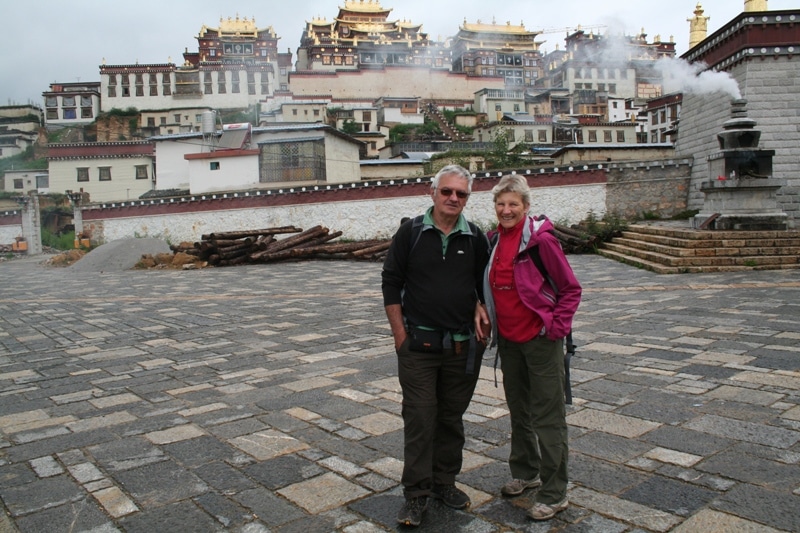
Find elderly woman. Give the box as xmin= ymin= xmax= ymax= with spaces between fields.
xmin=476 ymin=175 xmax=581 ymax=521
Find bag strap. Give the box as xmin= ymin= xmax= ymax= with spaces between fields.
xmin=408 ymin=214 xmax=425 ymax=255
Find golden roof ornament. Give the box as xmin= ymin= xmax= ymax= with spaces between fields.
xmin=343 ymin=0 xmax=386 ymax=12
xmin=688 ymin=3 xmax=710 ymax=49
xmin=744 ymin=0 xmax=768 ymax=12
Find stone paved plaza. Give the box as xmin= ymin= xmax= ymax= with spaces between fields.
xmin=0 ymin=253 xmax=798 ymax=532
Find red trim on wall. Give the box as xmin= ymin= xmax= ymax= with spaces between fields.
xmin=185 ymin=149 xmax=260 ymax=160
xmin=0 ymin=213 xmax=22 ymax=225
xmin=683 ymin=10 xmax=800 ymax=68
xmin=80 ymin=169 xmax=607 ymax=222
xmin=48 ymin=142 xmax=154 ymax=159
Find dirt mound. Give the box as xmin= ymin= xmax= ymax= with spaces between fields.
xmin=43 ymin=249 xmax=87 ymax=267
xmin=134 ymin=251 xmax=208 ymax=270
xmin=66 ymin=238 xmax=171 ymax=273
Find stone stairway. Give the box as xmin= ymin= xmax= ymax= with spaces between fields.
xmin=420 ymin=101 xmax=471 ymax=141
xmin=598 ymin=223 xmax=800 ymax=274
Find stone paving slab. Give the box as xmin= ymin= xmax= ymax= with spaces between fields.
xmin=1 ymin=254 xmax=799 ymax=531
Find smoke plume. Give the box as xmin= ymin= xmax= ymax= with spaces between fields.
xmin=576 ymin=30 xmax=742 ymax=100
xmin=656 ymin=57 xmax=741 ymax=99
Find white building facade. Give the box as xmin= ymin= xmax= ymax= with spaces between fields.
xmin=42 ymin=82 xmax=101 ymax=129
xmin=99 ymin=16 xmax=290 ymax=113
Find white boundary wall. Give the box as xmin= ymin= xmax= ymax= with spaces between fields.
xmin=0 ymin=224 xmax=21 ymax=244
xmin=94 ymin=183 xmax=606 ymax=244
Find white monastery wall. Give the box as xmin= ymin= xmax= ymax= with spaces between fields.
xmin=93 ymin=183 xmax=606 ymax=244
xmin=0 ymin=224 xmax=21 ymax=244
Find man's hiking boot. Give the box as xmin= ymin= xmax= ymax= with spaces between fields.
xmin=396 ymin=496 xmax=428 ymax=527
xmin=432 ymin=484 xmax=470 ymax=509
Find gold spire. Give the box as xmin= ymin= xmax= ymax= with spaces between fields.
xmin=198 ymin=14 xmax=270 ymax=39
xmin=688 ymin=3 xmax=710 ymax=49
xmin=218 ymin=14 xmax=258 ymax=37
xmin=461 ymin=18 xmax=530 ymax=34
xmin=744 ymin=0 xmax=768 ymax=12
xmin=342 ymin=0 xmax=387 ymax=13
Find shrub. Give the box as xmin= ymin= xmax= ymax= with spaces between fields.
xmin=671 ymin=209 xmax=699 ymax=220
xmin=41 ymin=229 xmax=76 ymax=250
xmin=577 ymin=210 xmax=629 ymax=245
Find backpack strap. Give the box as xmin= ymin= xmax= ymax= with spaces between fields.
xmin=408 ymin=214 xmax=425 ymax=254
xmin=528 ymin=243 xmax=557 ymax=293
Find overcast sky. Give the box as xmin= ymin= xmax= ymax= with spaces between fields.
xmin=1 ymin=0 xmax=793 ymax=106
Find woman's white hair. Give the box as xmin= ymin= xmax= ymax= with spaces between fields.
xmin=491 ymin=175 xmax=531 ymax=205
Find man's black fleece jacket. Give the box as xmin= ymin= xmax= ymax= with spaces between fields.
xmin=381 ymin=218 xmax=490 ymax=333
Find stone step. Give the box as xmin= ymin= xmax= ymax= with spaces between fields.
xmin=598 ymin=224 xmax=800 ymax=273
xmin=626 ymin=224 xmax=800 ymax=241
xmin=612 ymin=237 xmax=800 ymax=257
xmin=596 ymin=248 xmax=683 ymax=274
xmin=601 ymin=242 xmax=800 ymax=269
xmin=597 ymin=248 xmax=800 ymax=274
xmin=618 ymin=230 xmax=800 ymax=250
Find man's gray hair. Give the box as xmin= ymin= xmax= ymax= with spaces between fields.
xmin=431 ymin=164 xmax=474 ymax=192
xmin=491 ymin=175 xmax=531 ymax=206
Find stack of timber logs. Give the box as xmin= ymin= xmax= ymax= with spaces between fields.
xmin=170 ymin=225 xmax=391 ymax=267
xmin=553 ymin=223 xmax=599 ymax=254
xmin=167 ymin=222 xmax=595 ymax=268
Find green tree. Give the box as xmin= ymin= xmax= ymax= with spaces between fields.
xmin=341 ymin=119 xmax=360 ymax=135
xmin=487 ymin=128 xmax=511 ymax=168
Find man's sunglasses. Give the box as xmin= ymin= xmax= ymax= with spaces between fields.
xmin=438 ymin=187 xmax=470 ymax=199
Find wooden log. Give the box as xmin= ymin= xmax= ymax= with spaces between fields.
xmin=196 ymin=244 xmax=215 ymax=260
xmin=218 ymin=247 xmax=251 ymax=260
xmin=552 ymin=228 xmax=596 ymax=253
xmin=295 ymin=231 xmax=343 ymax=248
xmin=202 ymin=226 xmax=301 ymax=240
xmin=210 ymin=238 xmax=250 ymax=248
xmin=252 ymin=234 xmax=275 ymax=251
xmin=553 ymin=230 xmax=588 ymax=247
xmin=250 ymin=225 xmax=328 ymax=260
xmin=254 ymin=240 xmax=374 ymax=262
xmin=216 ymin=241 xmax=253 ymax=255
xmin=349 ymin=240 xmax=391 ymax=258
xmin=313 ymin=241 xmax=386 ymax=254
xmin=554 ymin=224 xmax=586 ymax=239
xmin=170 ymin=243 xmax=198 ymax=253
xmin=219 ymin=255 xmax=250 ymax=266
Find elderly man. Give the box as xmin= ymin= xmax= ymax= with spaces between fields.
xmin=382 ymin=164 xmax=490 ymax=527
